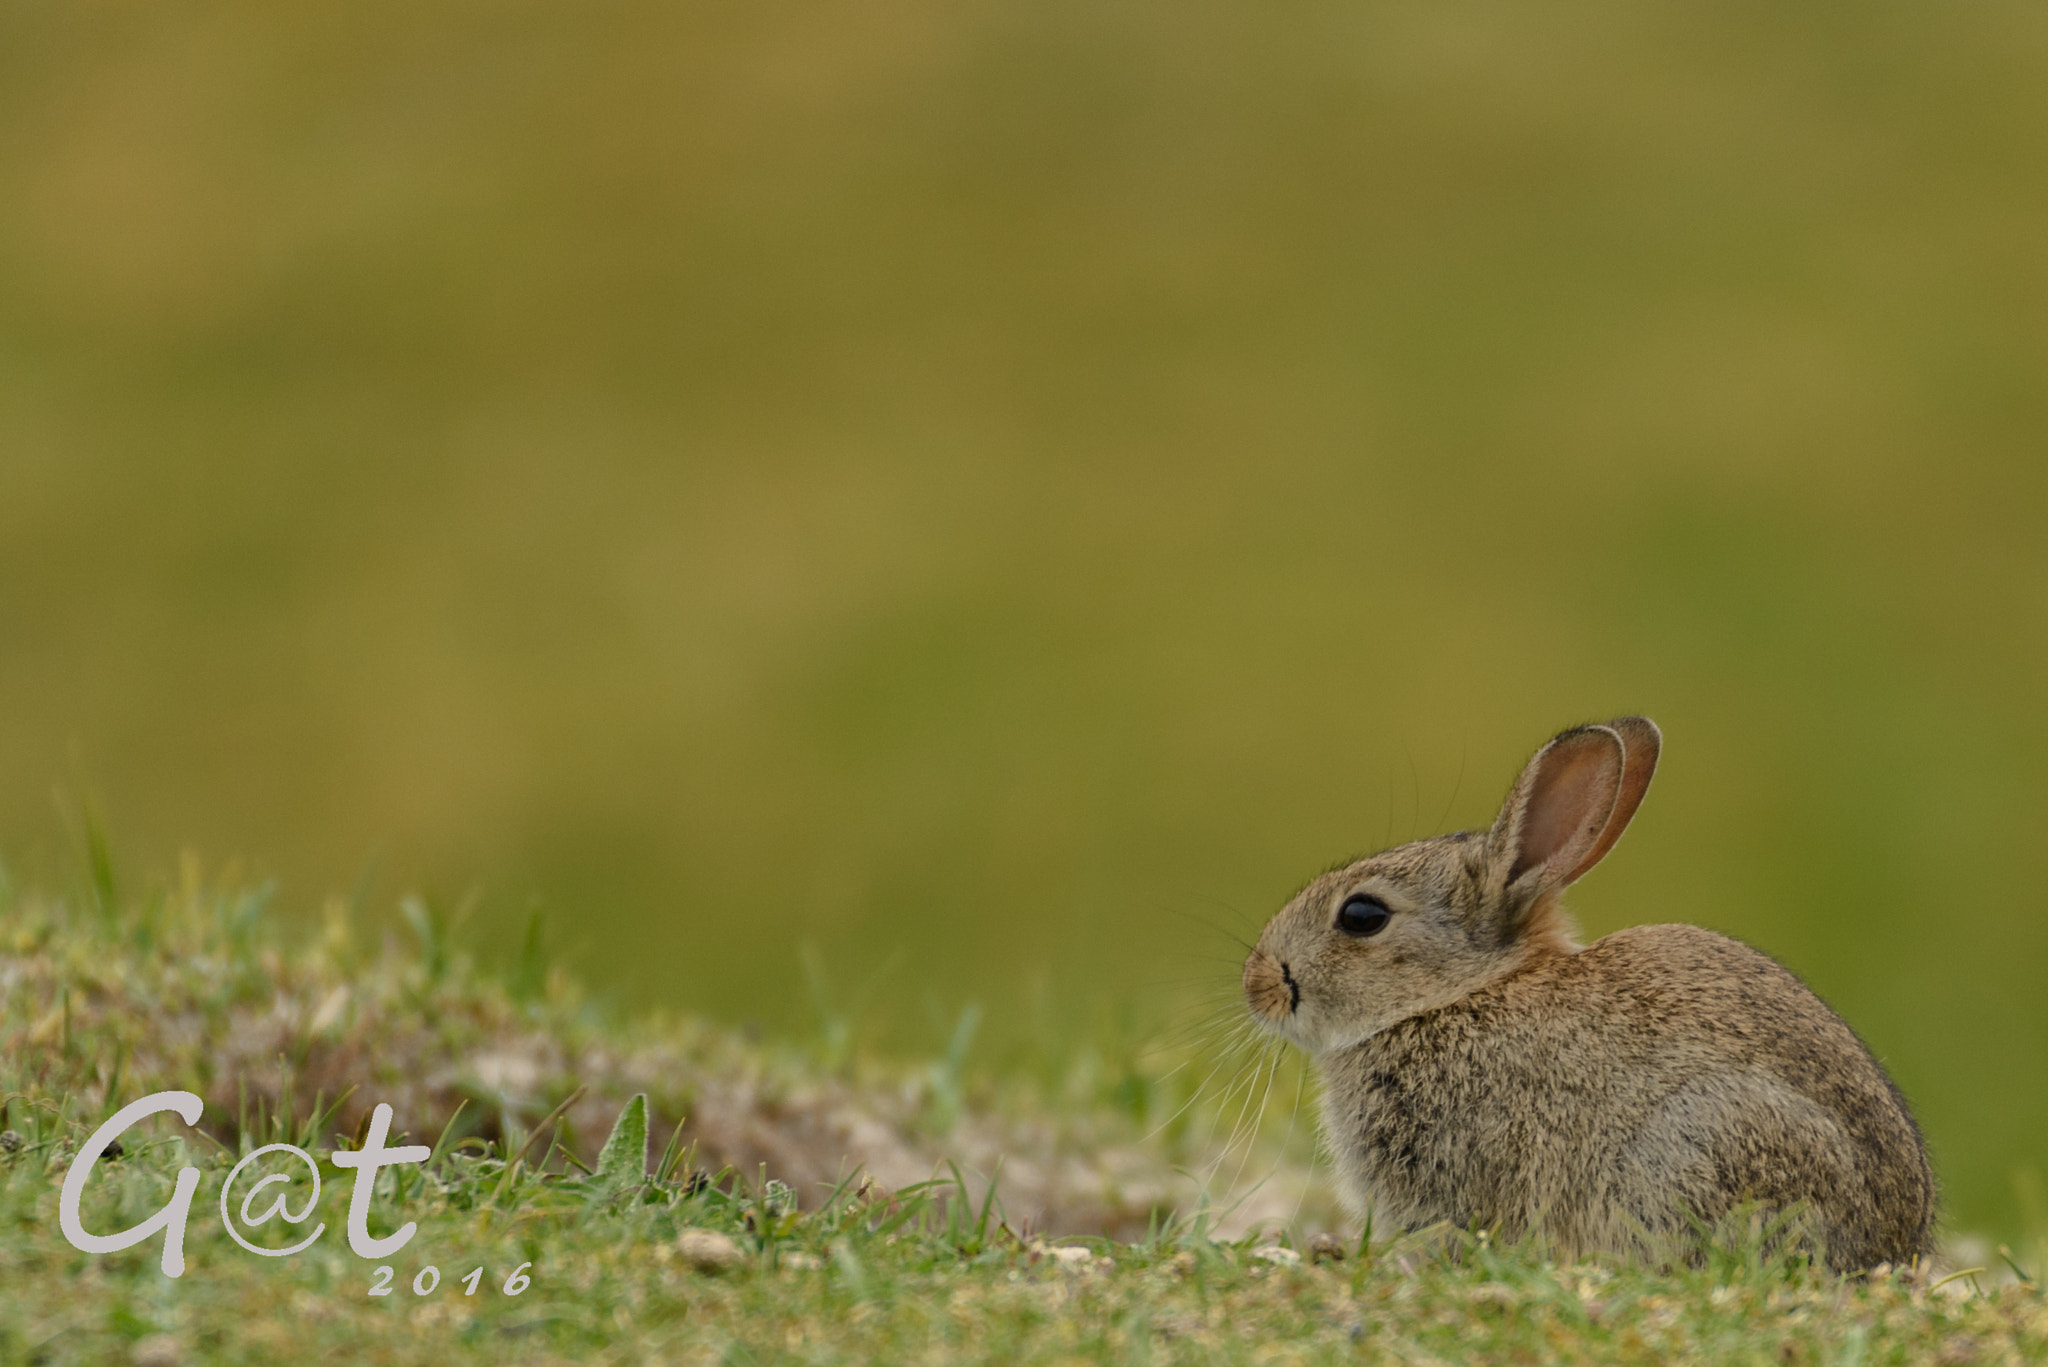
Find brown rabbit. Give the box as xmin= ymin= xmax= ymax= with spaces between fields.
xmin=1242 ymin=718 xmax=1934 ymax=1271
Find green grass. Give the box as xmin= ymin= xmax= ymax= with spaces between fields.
xmin=5 ymin=1096 xmax=2044 ymax=1367
xmin=16 ymin=1147 xmax=2048 ymax=1367
xmin=6 ymin=874 xmax=2048 ymax=1364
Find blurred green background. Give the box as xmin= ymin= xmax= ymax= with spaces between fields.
xmin=2 ymin=0 xmax=2046 ymax=1235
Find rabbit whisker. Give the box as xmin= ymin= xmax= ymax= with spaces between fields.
xmin=1225 ymin=1043 xmax=1284 ymax=1197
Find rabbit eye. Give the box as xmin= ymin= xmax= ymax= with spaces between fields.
xmin=1336 ymin=894 xmax=1392 ymax=938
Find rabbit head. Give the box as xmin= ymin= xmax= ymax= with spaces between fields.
xmin=1244 ymin=717 xmax=1660 ymax=1055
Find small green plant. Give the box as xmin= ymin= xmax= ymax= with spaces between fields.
xmin=589 ymin=1092 xmax=649 ymax=1200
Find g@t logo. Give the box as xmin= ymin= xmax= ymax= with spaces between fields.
xmin=60 ymin=1090 xmax=430 ymax=1277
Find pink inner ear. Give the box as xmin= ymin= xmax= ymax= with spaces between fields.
xmin=1512 ymin=740 xmax=1621 ymax=883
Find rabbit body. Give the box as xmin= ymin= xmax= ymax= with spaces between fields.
xmin=1321 ymin=923 xmax=1931 ymax=1269
xmin=1245 ymin=719 xmax=1935 ymax=1270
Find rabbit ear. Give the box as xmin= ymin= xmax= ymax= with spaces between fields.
xmin=1557 ymin=716 xmax=1660 ymax=885
xmin=1491 ymin=723 xmax=1628 ymax=894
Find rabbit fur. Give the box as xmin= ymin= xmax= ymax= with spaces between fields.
xmin=1242 ymin=718 xmax=1934 ymax=1271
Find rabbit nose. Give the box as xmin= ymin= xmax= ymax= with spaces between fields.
xmin=1242 ymin=948 xmax=1298 ymax=1022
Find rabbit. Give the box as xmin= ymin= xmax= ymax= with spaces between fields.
xmin=1241 ymin=717 xmax=1935 ymax=1271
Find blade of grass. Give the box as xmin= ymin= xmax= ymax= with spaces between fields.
xmin=511 ymin=1084 xmax=587 ymax=1169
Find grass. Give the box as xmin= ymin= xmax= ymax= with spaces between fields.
xmin=7 ymin=1120 xmax=2043 ymax=1367
xmin=4 ymin=871 xmax=2046 ymax=1365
